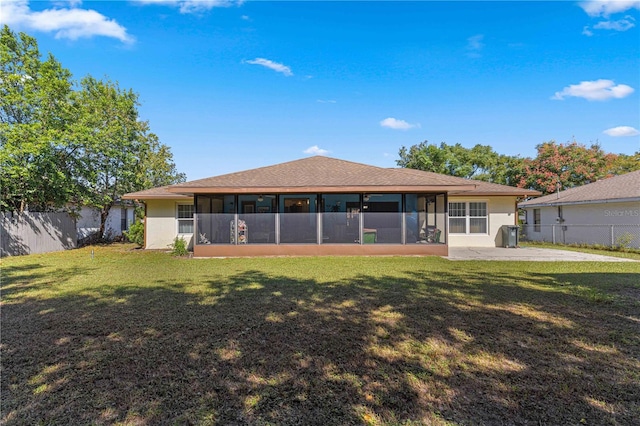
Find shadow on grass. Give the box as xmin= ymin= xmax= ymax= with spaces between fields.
xmin=2 ymin=266 xmax=639 ymax=424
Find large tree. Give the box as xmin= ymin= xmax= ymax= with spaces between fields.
xmin=73 ymin=76 xmax=185 ymax=237
xmin=397 ymin=141 xmax=522 ymax=184
xmin=0 ymin=26 xmax=76 ymax=212
xmin=607 ymin=151 xmax=640 ymax=176
xmin=397 ymin=139 xmax=639 ymax=194
xmin=517 ymin=141 xmax=619 ymax=194
xmin=0 ymin=26 xmax=185 ymax=239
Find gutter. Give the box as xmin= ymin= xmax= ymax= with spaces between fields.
xmin=518 ymin=197 xmax=640 ymax=208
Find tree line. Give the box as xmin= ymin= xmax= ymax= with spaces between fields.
xmin=398 ymin=140 xmax=640 ymax=195
xmin=0 ymin=26 xmax=185 ymax=237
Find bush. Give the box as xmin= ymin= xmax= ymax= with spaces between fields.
xmin=615 ymin=233 xmax=634 ymax=250
xmin=169 ymin=237 xmax=189 ymax=256
xmin=124 ymin=220 xmax=144 ymax=247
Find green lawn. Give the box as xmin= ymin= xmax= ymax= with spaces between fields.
xmin=2 ymin=245 xmax=639 ymax=425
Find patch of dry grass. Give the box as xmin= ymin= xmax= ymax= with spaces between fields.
xmin=1 ymin=244 xmax=639 ymax=425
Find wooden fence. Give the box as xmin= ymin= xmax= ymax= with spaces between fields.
xmin=0 ymin=212 xmax=77 ymax=257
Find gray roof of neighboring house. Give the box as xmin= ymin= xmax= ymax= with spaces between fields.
xmin=518 ymin=170 xmax=640 ymax=208
xmin=124 ymin=156 xmax=540 ymax=199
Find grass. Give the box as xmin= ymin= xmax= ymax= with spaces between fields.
xmin=2 ymin=244 xmax=639 ymax=425
xmin=520 ymin=241 xmax=640 ymax=261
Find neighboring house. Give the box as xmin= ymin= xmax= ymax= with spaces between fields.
xmin=123 ymin=156 xmax=539 ymax=257
xmin=519 ymin=170 xmax=640 ymax=248
xmin=76 ymin=202 xmax=136 ymax=241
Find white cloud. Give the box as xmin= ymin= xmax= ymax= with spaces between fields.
xmin=137 ymin=0 xmax=243 ymax=14
xmin=0 ymin=0 xmax=132 ymax=43
xmin=245 ymin=58 xmax=293 ymax=76
xmin=466 ymin=34 xmax=484 ymax=58
xmin=317 ymin=99 xmax=336 ymax=104
xmin=52 ymin=0 xmax=83 ymax=6
xmin=603 ymin=126 xmax=640 ymax=137
xmin=380 ymin=117 xmax=420 ymax=130
xmin=303 ymin=145 xmax=330 ymax=155
xmin=593 ymin=16 xmax=636 ymax=31
xmin=551 ymin=79 xmax=634 ymax=101
xmin=579 ymin=1 xmax=640 ymax=17
xmin=582 ymin=26 xmax=594 ymax=36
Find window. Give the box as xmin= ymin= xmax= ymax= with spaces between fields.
xmin=533 ymin=209 xmax=541 ymax=232
xmin=177 ymin=204 xmax=194 ymax=233
xmin=449 ymin=202 xmax=467 ymax=233
xmin=120 ymin=208 xmax=128 ymax=232
xmin=469 ymin=202 xmax=487 ymax=233
xmin=448 ymin=201 xmax=488 ymax=234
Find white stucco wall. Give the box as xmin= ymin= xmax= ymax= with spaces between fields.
xmin=77 ymin=206 xmax=135 ymax=240
xmin=76 ymin=207 xmax=100 ymax=239
xmin=104 ymin=207 xmax=133 ymax=238
xmin=448 ymin=196 xmax=518 ymax=247
xmin=145 ymin=199 xmax=194 ymax=250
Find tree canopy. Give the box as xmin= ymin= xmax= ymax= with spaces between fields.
xmin=1 ymin=26 xmax=185 ymax=235
xmin=397 ymin=140 xmax=640 ymax=195
xmin=397 ymin=141 xmax=524 ymax=185
xmin=0 ymin=26 xmax=76 ymax=212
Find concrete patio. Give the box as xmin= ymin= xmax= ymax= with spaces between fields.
xmin=446 ymin=247 xmax=638 ymax=262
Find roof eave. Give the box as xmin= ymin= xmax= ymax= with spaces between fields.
xmin=122 ymin=193 xmax=192 ymax=200
xmin=451 ymin=190 xmax=541 ymax=197
xmin=519 ymin=196 xmax=640 ymax=208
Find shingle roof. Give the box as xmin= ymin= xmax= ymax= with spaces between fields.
xmin=519 ymin=170 xmax=640 ymax=207
xmin=395 ymin=168 xmax=540 ymax=197
xmin=122 ymin=186 xmax=192 ymax=200
xmin=168 ymin=156 xmax=475 ymax=193
xmin=124 ymin=156 xmax=540 ymax=199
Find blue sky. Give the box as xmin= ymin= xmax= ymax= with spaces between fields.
xmin=2 ymin=0 xmax=639 ymax=180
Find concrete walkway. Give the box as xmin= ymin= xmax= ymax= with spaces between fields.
xmin=446 ymin=247 xmax=638 ymax=262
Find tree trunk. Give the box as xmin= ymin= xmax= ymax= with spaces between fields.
xmin=98 ymin=204 xmax=112 ymax=241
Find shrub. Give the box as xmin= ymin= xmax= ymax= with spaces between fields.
xmin=615 ymin=233 xmax=634 ymax=250
xmin=124 ymin=220 xmax=144 ymax=247
xmin=169 ymin=237 xmax=189 ymax=256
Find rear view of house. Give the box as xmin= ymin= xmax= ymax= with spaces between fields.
xmin=124 ymin=156 xmax=539 ymax=257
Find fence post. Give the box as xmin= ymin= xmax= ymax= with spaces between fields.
xmin=552 ymin=225 xmax=556 ymax=244
xmin=610 ymin=225 xmax=615 ymax=247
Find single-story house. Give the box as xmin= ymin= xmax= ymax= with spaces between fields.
xmin=518 ymin=170 xmax=640 ymax=248
xmin=123 ymin=156 xmax=539 ymax=257
xmin=76 ymin=202 xmax=136 ymax=241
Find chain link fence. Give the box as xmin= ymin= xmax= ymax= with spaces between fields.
xmin=520 ymin=224 xmax=640 ymax=249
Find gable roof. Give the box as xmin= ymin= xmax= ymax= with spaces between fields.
xmin=519 ymin=170 xmax=640 ymax=208
xmin=123 ymin=156 xmax=540 ymax=199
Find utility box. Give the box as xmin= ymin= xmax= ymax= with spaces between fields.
xmin=501 ymin=225 xmax=519 ymax=248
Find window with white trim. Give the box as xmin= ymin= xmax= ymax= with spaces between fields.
xmin=448 ymin=201 xmax=488 ymax=234
xmin=177 ymin=204 xmax=194 ymax=233
xmin=449 ymin=202 xmax=467 ymax=233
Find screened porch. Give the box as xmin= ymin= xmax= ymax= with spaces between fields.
xmin=194 ymin=193 xmax=447 ymax=247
